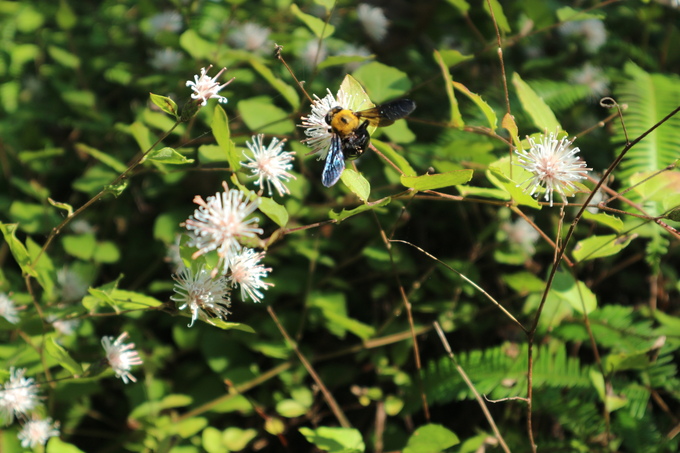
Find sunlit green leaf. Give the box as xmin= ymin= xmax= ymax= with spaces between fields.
xmin=401 ymin=170 xmax=473 ymax=191
xmin=211 ymin=105 xmax=241 ymax=171
xmin=551 ymin=271 xmax=597 ymax=315
xmin=249 ymin=59 xmax=299 ymax=110
xmin=290 ymin=4 xmax=335 ymax=39
xmin=329 ymin=197 xmax=391 ymax=222
xmin=45 ymin=336 xmax=82 ymax=375
xmin=483 ymin=0 xmax=511 ymax=32
xmin=372 ymin=139 xmax=416 ymax=177
xmin=74 ymin=143 xmax=127 ymax=173
xmin=259 ymin=197 xmax=289 ymax=228
xmin=299 ymin=426 xmax=365 ymax=453
xmin=433 ymin=50 xmax=463 ymax=128
xmin=403 ymin=424 xmax=460 ymax=453
xmin=353 ymin=62 xmax=412 ymax=104
xmin=513 ymin=73 xmax=560 ymax=132
xmin=146 ymin=147 xmax=194 ymax=165
xmin=452 ymin=81 xmax=497 ymax=131
xmin=572 ymin=234 xmax=634 ymax=261
xmin=149 ymin=93 xmax=179 ymax=118
xmin=341 ymin=168 xmax=370 ymax=201
xmin=238 ymin=97 xmax=295 ymax=135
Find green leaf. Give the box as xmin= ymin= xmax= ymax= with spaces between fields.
xmin=503 ymin=271 xmax=546 ymax=294
xmin=149 ymin=93 xmax=179 ymax=118
xmin=71 ymin=165 xmax=118 ymax=196
xmin=572 ymin=234 xmax=634 ymax=262
xmin=290 ymin=4 xmax=335 ymax=39
xmin=0 ymin=223 xmax=36 ymax=278
xmin=487 ymin=158 xmax=542 ymax=209
xmin=403 ymin=424 xmax=460 ymax=453
xmin=512 ymin=73 xmax=560 ymax=132
xmin=47 ymin=45 xmax=80 ymax=69
xmin=329 ymin=197 xmax=391 ymax=222
xmin=103 ymin=179 xmax=129 ymax=198
xmin=110 ymin=289 xmax=163 ymax=309
xmin=452 ymin=81 xmax=497 ymax=130
xmin=352 ymin=62 xmax=412 ymax=104
xmin=341 ymin=169 xmax=370 ymax=202
xmin=249 ymin=59 xmax=299 ymax=110
xmin=436 ymin=49 xmax=473 ymax=68
xmin=551 ymin=271 xmax=597 ymax=315
xmin=299 ymin=426 xmax=365 ymax=453
xmin=433 ymin=50 xmax=463 ymax=128
xmin=483 ymin=0 xmax=511 ymax=33
xmin=45 ymin=336 xmax=83 ymax=375
xmin=26 ymin=237 xmax=56 ymax=301
xmin=372 ymin=139 xmax=416 ymax=177
xmin=179 ymin=29 xmax=216 ymax=59
xmin=238 ymin=97 xmax=295 ymax=135
xmin=47 ymin=438 xmax=86 ymax=453
xmin=339 ymin=74 xmax=374 ymax=112
xmin=129 ymin=122 xmax=153 ymax=153
xmin=502 ymin=112 xmax=521 ymax=150
xmin=130 ymin=394 xmax=193 ymax=419
xmin=56 ymin=0 xmax=77 ymax=29
xmin=323 ymin=310 xmax=375 ymax=340
xmin=47 ymin=198 xmax=73 ymax=217
xmin=277 ymin=399 xmax=310 ymax=418
xmin=223 ymin=427 xmax=258 ymax=451
xmin=590 ymin=370 xmax=627 ymax=412
xmin=401 ymin=170 xmax=473 ymax=191
xmin=445 ymin=0 xmax=470 ymax=14
xmin=614 ymin=63 xmax=680 ymax=182
xmin=93 ymin=241 xmax=120 ymax=263
xmin=146 ymin=147 xmax=194 ymax=165
xmin=63 ymin=234 xmax=96 ymax=260
xmin=582 ymin=211 xmax=623 ymax=232
xmin=211 ymin=105 xmax=241 ymax=171
xmin=259 ymin=197 xmax=289 ymax=228
xmin=556 ymin=6 xmax=606 ymax=22
xmin=455 ymin=185 xmax=510 ymax=200
xmin=9 ymin=201 xmax=60 ymax=234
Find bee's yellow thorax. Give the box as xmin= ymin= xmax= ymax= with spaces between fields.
xmin=330 ymin=110 xmax=361 ymax=136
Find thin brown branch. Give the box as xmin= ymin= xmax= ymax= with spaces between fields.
xmin=434 ymin=322 xmax=512 ymax=453
xmin=267 ymin=306 xmax=351 ymax=428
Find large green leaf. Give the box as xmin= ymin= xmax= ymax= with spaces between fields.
xmin=352 ymin=62 xmax=412 ymax=104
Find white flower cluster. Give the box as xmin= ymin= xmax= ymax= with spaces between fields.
xmin=176 ymin=180 xmax=276 ymax=327
xmin=0 ymin=368 xmax=59 ymax=447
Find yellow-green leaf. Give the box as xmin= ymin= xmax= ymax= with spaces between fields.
xmin=340 ymin=168 xmax=370 ymax=201
xmin=452 ymin=81 xmax=497 ymax=130
xmin=512 ymin=73 xmax=560 ymax=132
xmin=290 ymin=4 xmax=335 ymax=39
xmin=401 ymin=170 xmax=473 ymax=191
xmin=433 ymin=50 xmax=463 ymax=128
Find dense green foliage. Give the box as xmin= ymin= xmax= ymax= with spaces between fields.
xmin=1 ymin=0 xmax=679 ymax=452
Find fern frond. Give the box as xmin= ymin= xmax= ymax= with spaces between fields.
xmin=420 ymin=342 xmax=592 ymax=406
xmin=554 ymin=305 xmax=656 ymax=352
xmin=530 ymin=79 xmax=593 ymax=112
xmin=613 ymin=62 xmax=680 ymax=183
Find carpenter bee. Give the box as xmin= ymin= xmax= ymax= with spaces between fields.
xmin=322 ymin=99 xmax=416 ymax=187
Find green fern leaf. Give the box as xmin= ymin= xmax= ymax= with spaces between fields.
xmin=613 ymin=63 xmax=680 ymax=183
xmin=419 ymin=342 xmax=592 ymax=406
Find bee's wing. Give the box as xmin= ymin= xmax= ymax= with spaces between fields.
xmin=357 ymin=99 xmax=417 ymax=127
xmin=322 ymin=135 xmax=346 ymax=187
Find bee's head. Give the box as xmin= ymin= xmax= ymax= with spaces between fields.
xmin=325 ymin=106 xmax=344 ymax=125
